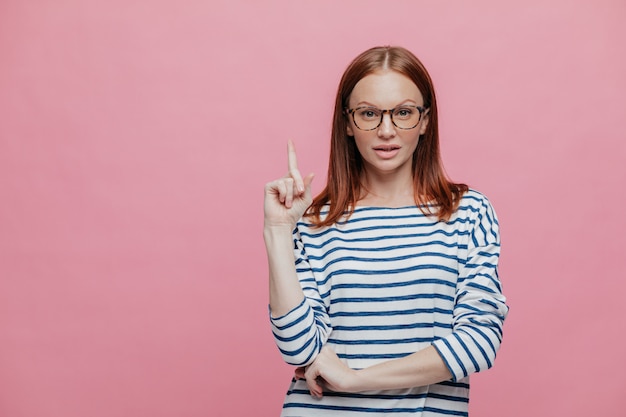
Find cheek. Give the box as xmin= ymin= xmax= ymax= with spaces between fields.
xmin=352 ymin=134 xmax=370 ymax=155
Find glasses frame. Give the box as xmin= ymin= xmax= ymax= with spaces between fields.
xmin=346 ymin=105 xmax=429 ymax=131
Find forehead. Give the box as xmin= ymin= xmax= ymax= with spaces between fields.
xmin=349 ymin=70 xmax=424 ymax=107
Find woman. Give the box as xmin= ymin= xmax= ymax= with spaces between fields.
xmin=263 ymin=46 xmax=508 ymax=416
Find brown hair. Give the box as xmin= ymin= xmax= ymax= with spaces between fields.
xmin=306 ymin=46 xmax=468 ymax=226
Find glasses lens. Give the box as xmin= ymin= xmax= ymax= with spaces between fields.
xmin=392 ymin=106 xmax=421 ymax=129
xmin=353 ymin=107 xmax=381 ymax=131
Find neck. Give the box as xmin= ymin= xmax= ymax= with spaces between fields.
xmin=358 ymin=169 xmax=415 ymax=207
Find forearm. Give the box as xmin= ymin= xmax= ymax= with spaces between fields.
xmin=303 ymin=345 xmax=453 ymax=396
xmin=264 ymin=225 xmax=305 ymax=317
xmin=350 ymin=346 xmax=452 ymax=392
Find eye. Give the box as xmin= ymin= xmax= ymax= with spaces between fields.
xmin=358 ymin=108 xmax=380 ymax=120
xmin=393 ymin=107 xmax=415 ymax=119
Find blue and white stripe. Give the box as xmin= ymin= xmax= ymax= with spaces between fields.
xmin=270 ymin=189 xmax=508 ymax=416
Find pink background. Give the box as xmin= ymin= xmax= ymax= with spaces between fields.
xmin=1 ymin=0 xmax=625 ymax=416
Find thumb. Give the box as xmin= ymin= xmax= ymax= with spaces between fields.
xmin=294 ymin=367 xmax=306 ymax=380
xmin=303 ymin=173 xmax=315 ymax=197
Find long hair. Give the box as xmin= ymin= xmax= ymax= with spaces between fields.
xmin=307 ymin=46 xmax=468 ymax=227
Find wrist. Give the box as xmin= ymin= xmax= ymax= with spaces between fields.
xmin=347 ymin=368 xmax=368 ymax=392
xmin=331 ymin=367 xmax=366 ymax=393
xmin=263 ymin=223 xmax=294 ymax=239
xmin=263 ymin=225 xmax=296 ymax=258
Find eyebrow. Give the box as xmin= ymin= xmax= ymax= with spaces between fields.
xmin=353 ymin=99 xmax=419 ymax=108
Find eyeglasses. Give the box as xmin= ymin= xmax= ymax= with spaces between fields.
xmin=346 ymin=105 xmax=429 ymax=131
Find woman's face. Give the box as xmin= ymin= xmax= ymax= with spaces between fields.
xmin=346 ymin=70 xmax=428 ymax=179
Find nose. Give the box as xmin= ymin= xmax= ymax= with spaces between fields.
xmin=377 ymin=112 xmax=396 ymax=139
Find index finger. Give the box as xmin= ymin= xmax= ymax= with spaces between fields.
xmin=287 ymin=140 xmax=304 ymax=193
xmin=287 ymin=140 xmax=300 ymax=172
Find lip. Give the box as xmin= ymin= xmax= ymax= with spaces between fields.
xmin=373 ymin=144 xmax=400 ymax=159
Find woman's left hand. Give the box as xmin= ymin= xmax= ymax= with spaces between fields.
xmin=295 ymin=346 xmax=359 ymax=398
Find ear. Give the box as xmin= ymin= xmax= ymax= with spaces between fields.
xmin=419 ymin=112 xmax=430 ymax=135
xmin=346 ymin=121 xmax=354 ymax=137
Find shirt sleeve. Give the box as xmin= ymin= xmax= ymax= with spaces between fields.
xmin=432 ymin=195 xmax=509 ymax=381
xmin=269 ymin=226 xmax=332 ymax=367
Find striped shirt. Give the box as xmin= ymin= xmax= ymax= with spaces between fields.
xmin=270 ymin=190 xmax=508 ymax=416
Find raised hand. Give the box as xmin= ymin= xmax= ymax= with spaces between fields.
xmin=264 ymin=140 xmax=314 ymax=229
